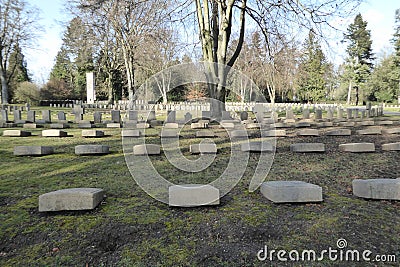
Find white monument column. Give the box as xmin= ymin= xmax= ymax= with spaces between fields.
xmin=86 ymin=72 xmax=95 ymax=104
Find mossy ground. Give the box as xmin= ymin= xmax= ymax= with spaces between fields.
xmin=0 ymin=109 xmax=399 ymax=266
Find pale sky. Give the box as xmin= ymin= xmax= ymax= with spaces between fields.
xmin=24 ymin=0 xmax=400 ymax=84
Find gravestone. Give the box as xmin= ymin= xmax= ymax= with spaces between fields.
xmin=230 ymin=130 xmax=248 ymax=138
xmin=166 ymin=110 xmax=176 ymax=123
xmin=356 ymin=127 xmax=382 ymax=135
xmin=219 ymin=122 xmax=235 ymax=129
xmin=302 ymin=109 xmax=310 ymax=119
xmin=169 ymin=184 xmax=220 ymax=207
xmin=346 ymin=109 xmax=353 ymax=119
xmin=42 ymin=129 xmax=68 ymax=137
xmin=222 ymin=111 xmax=232 ymax=120
xmin=327 ymin=109 xmax=334 ymax=120
xmin=352 ymin=179 xmax=400 ymax=200
xmin=164 ymin=123 xmax=179 ymax=129
xmin=286 ymin=108 xmax=295 ymax=120
xmin=325 ymin=129 xmax=351 ymax=136
xmin=196 ymin=130 xmax=215 ymax=138
xmin=42 ymin=110 xmax=51 ymax=123
xmin=121 ymin=129 xmax=141 ymax=137
xmin=128 ymin=110 xmax=138 ymax=121
xmin=75 ymin=145 xmax=110 ymax=155
xmin=14 ymin=146 xmax=54 ymax=156
xmin=202 ymin=111 xmax=211 ymax=119
xmin=160 ymin=129 xmax=179 ymax=138
xmin=111 ymin=110 xmax=121 ymax=123
xmin=290 ymin=143 xmax=325 ymax=152
xmin=3 ymin=130 xmax=31 ymax=137
xmin=107 ymin=123 xmax=121 ymax=128
xmin=240 ymin=111 xmax=248 ymax=121
xmin=315 ymin=109 xmax=323 ymax=121
xmin=82 ymin=130 xmax=104 ymax=138
xmin=39 ymin=188 xmax=104 ymax=212
xmin=241 ymin=142 xmax=274 ymax=152
xmin=339 ymin=143 xmax=375 ymax=152
xmin=253 ymin=104 xmax=266 ymax=122
xmin=337 ymin=108 xmax=343 ymax=120
xmin=50 ymin=123 xmax=70 ymax=129
xmin=296 ymin=129 xmax=319 ymax=136
xmin=13 ymin=110 xmax=22 ymax=122
xmin=94 ymin=112 xmax=102 ymax=124
xmin=133 ymin=144 xmax=161 ymax=155
xmin=57 ymin=111 xmax=66 ymax=121
xmin=190 ymin=143 xmax=217 ymax=154
xmin=260 ymin=181 xmax=323 ymax=203
xmin=382 ymin=128 xmax=400 ymax=134
xmin=27 ymin=111 xmax=35 ymax=122
xmin=382 ymin=142 xmax=400 ymax=151
xmin=25 ymin=103 xmax=30 ymax=111
xmin=1 ymin=110 xmax=8 ymax=122
xmin=262 ymin=130 xmax=286 ymax=137
xmin=184 ymin=112 xmax=192 ymax=123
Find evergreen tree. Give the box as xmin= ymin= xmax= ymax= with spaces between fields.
xmin=7 ymin=43 xmax=30 ymax=101
xmin=342 ymin=13 xmax=374 ymax=104
xmin=48 ymin=17 xmax=94 ymax=100
xmin=297 ymin=30 xmax=329 ymax=102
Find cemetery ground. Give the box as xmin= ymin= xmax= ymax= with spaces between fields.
xmin=0 ymin=110 xmax=400 ymax=266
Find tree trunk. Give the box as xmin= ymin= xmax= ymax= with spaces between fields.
xmin=0 ymin=68 xmax=9 ymax=104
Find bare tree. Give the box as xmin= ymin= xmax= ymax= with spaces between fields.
xmin=75 ymin=0 xmax=171 ymax=108
xmin=0 ymin=0 xmax=39 ymax=104
xmin=192 ymin=0 xmax=361 ymax=118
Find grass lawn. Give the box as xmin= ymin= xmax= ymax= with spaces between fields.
xmin=0 ymin=116 xmax=399 ymax=266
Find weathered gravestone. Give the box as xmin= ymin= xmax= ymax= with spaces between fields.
xmin=240 ymin=111 xmax=248 ymax=121
xmin=26 ymin=110 xmax=35 ymax=123
xmin=42 ymin=110 xmax=51 ymax=123
xmin=352 ymin=179 xmax=400 ymax=200
xmin=260 ymin=181 xmax=323 ymax=203
xmin=169 ymin=184 xmax=220 ymax=207
xmin=75 ymin=145 xmax=109 ymax=155
xmin=57 ymin=111 xmax=66 ymax=122
xmin=93 ymin=112 xmax=102 ymax=124
xmin=39 ymin=188 xmax=104 ymax=212
xmin=14 ymin=146 xmax=54 ymax=156
xmin=111 ymin=110 xmax=121 ymax=123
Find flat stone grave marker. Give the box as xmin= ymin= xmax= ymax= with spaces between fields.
xmin=382 ymin=142 xmax=400 ymax=151
xmin=121 ymin=129 xmax=141 ymax=137
xmin=352 ymin=178 xmax=400 ymax=200
xmin=196 ymin=130 xmax=215 ymax=138
xmin=133 ymin=144 xmax=161 ymax=155
xmin=325 ymin=129 xmax=351 ymax=136
xmin=230 ymin=130 xmax=248 ymax=138
xmin=219 ymin=122 xmax=235 ymax=129
xmin=383 ymin=128 xmax=400 ymax=134
xmin=296 ymin=129 xmax=319 ymax=136
xmin=23 ymin=123 xmax=41 ymax=129
xmin=136 ymin=122 xmax=150 ymax=129
xmin=357 ymin=121 xmax=374 ymax=126
xmin=14 ymin=146 xmax=54 ymax=156
xmin=3 ymin=130 xmax=31 ymax=137
xmin=190 ymin=143 xmax=217 ymax=154
xmin=39 ymin=188 xmax=104 ymax=212
xmin=339 ymin=121 xmax=355 ymax=127
xmin=78 ymin=121 xmax=94 ymax=128
xmin=260 ymin=181 xmax=323 ymax=203
xmin=262 ymin=129 xmax=286 ymax=137
xmin=241 ymin=141 xmax=274 ymax=152
xmin=295 ymin=122 xmax=311 ymax=128
xmin=50 ymin=123 xmax=70 ymax=129
xmin=339 ymin=143 xmax=375 ymax=152
xmin=164 ymin=123 xmax=179 ymax=129
xmin=42 ymin=129 xmax=68 ymax=137
xmin=160 ymin=129 xmax=179 ymax=138
xmin=75 ymin=145 xmax=110 ymax=155
xmin=82 ymin=130 xmax=105 ymax=138
xmin=169 ymin=184 xmax=220 ymax=207
xmin=356 ymin=127 xmax=381 ymax=135
xmin=245 ymin=123 xmax=260 ymax=129
xmin=107 ymin=123 xmax=121 ymax=128
xmin=375 ymin=120 xmax=393 ymax=126
xmin=317 ymin=122 xmax=333 ymax=127
xmin=290 ymin=143 xmax=325 ymax=153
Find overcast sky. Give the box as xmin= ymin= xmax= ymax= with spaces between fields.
xmin=24 ymin=0 xmax=400 ymax=84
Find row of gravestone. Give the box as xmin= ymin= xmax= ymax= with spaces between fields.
xmin=37 ymin=177 xmax=400 ymax=212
